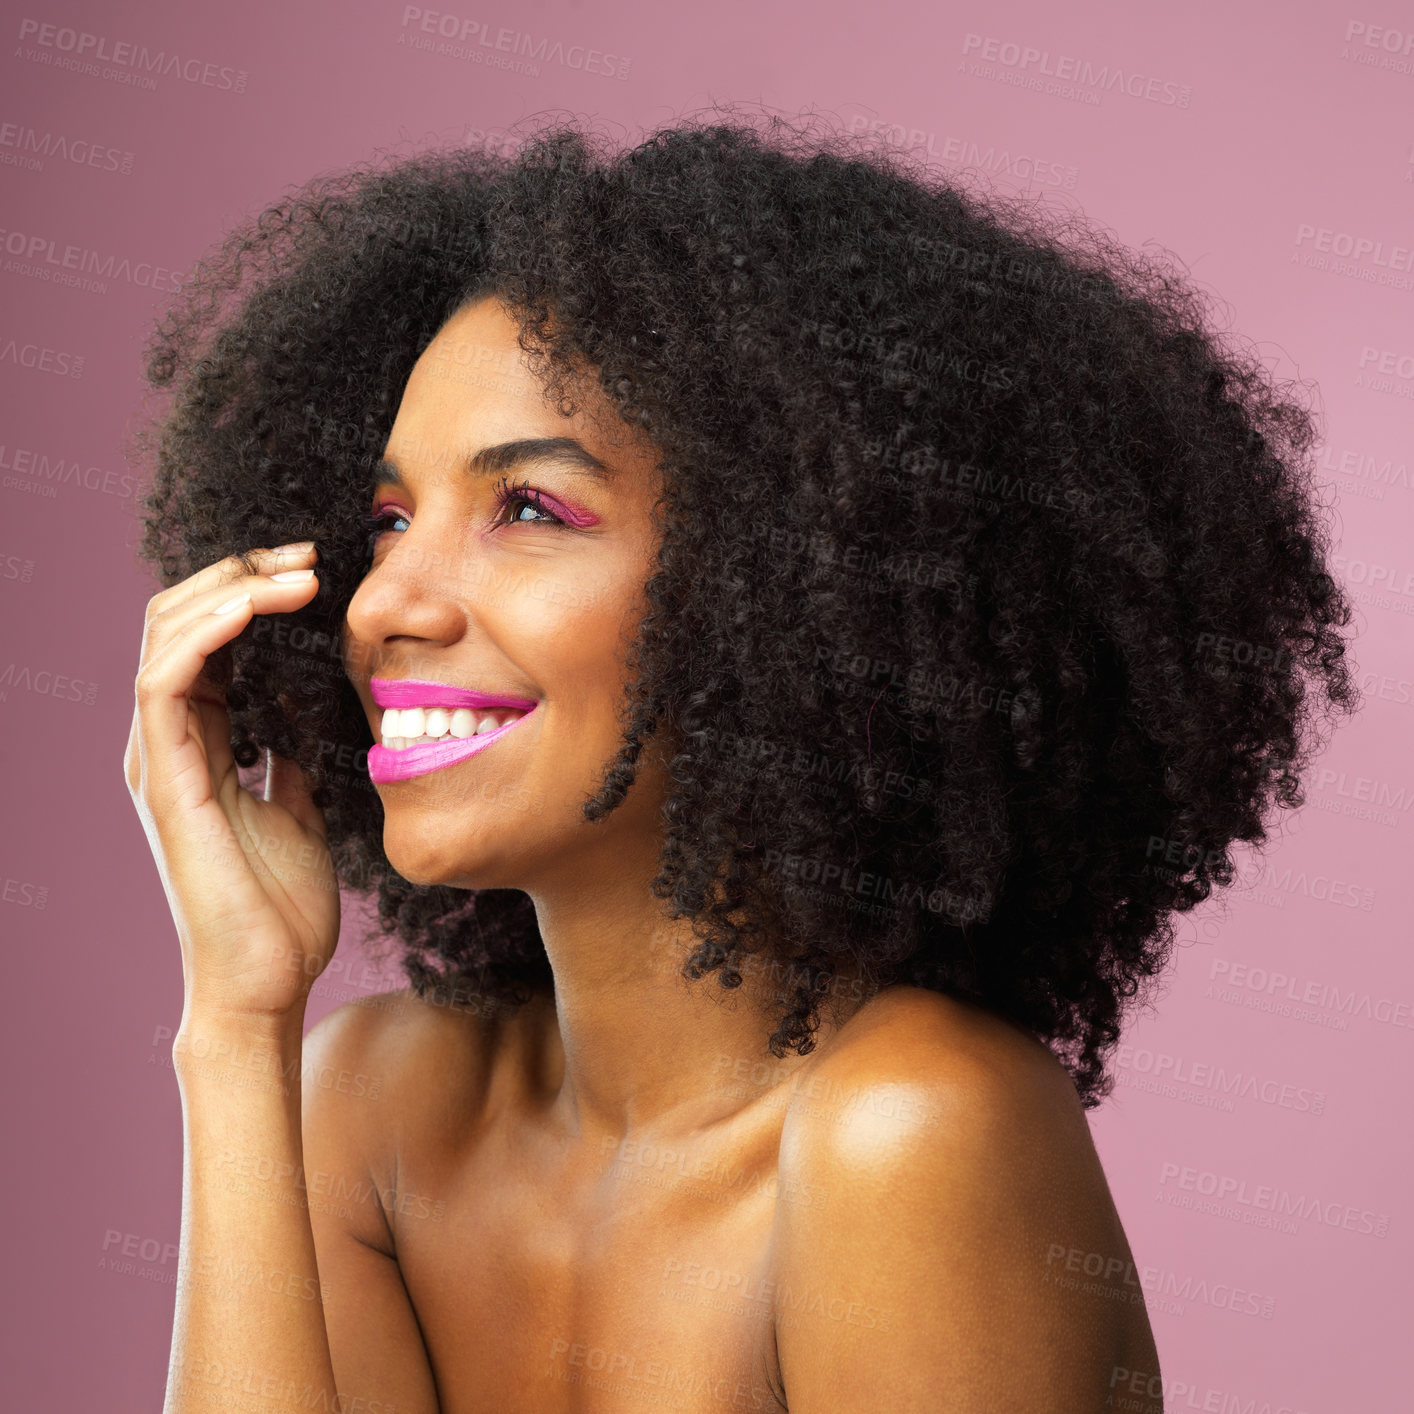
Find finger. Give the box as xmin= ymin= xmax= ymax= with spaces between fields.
xmin=124 ymin=704 xmax=142 ymax=796
xmin=145 ymin=542 xmax=317 ymax=621
xmin=264 ymin=749 xmax=329 ymax=842
xmin=192 ymin=693 xmax=238 ymax=805
xmin=140 ymin=566 xmax=321 ymax=679
xmin=135 ymin=572 xmax=320 ymax=800
xmin=146 ymin=543 xmax=317 ymax=626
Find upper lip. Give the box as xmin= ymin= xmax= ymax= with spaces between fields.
xmin=369 ymin=677 xmax=539 ymax=712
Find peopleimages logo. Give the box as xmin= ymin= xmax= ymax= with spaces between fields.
xmin=0 ymin=337 xmax=83 ymax=379
xmin=843 ymin=115 xmax=1079 ymax=190
xmin=960 ymin=32 xmax=1192 ymax=107
xmin=1158 ymin=1161 xmax=1390 ymax=1237
xmin=1042 ymin=1244 xmax=1276 ymax=1319
xmin=1340 ymin=20 xmax=1414 ymax=75
xmin=1319 ymin=442 xmax=1412 ymax=500
xmin=1209 ymin=958 xmax=1414 ymax=1033
xmin=398 ymin=7 xmax=631 ymax=80
xmin=0 ymin=226 xmax=182 ymax=294
xmin=0 ymin=443 xmax=137 ymax=498
xmin=0 ymin=662 xmax=99 ymax=705
xmin=14 ymin=19 xmax=248 ymax=92
xmin=1295 ymin=224 xmax=1414 ymax=273
xmin=0 ymin=120 xmax=134 ymax=176
xmin=1113 ymin=1044 xmax=1326 ymax=1115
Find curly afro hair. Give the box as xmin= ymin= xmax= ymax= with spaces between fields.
xmin=130 ymin=109 xmax=1361 ymax=1108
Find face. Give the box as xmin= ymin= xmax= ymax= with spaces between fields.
xmin=342 ymin=294 xmax=671 ymax=890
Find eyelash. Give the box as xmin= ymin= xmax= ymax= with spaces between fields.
xmin=363 ymin=476 xmax=567 ymax=550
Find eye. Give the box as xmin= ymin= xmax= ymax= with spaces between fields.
xmin=364 ymin=505 xmax=410 ymax=553
xmin=362 ymin=479 xmax=572 ymax=556
xmin=491 ymin=476 xmax=568 ymax=529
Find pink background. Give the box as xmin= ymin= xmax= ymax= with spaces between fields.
xmin=2 ymin=0 xmax=1410 ymax=1407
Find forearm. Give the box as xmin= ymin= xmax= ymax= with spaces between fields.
xmin=166 ymin=1012 xmax=340 ymax=1414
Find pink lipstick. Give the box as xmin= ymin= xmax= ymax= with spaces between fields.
xmin=370 ymin=678 xmax=539 ymax=712
xmin=367 ymin=677 xmax=539 ymax=784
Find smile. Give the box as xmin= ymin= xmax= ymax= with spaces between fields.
xmin=366 ymin=677 xmax=539 ymax=784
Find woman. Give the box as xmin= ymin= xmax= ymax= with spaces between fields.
xmin=125 ymin=113 xmax=1358 ymax=1412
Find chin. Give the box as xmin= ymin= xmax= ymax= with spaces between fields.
xmin=380 ymin=823 xmax=484 ymax=891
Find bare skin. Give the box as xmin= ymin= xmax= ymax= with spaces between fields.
xmin=127 ymin=294 xmax=1162 ymax=1414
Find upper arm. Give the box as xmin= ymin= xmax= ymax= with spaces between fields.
xmin=773 ymin=997 xmax=1137 ymax=1413
xmin=301 ymin=995 xmax=441 ymax=1414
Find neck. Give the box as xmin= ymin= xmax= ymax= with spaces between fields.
xmin=521 ymin=829 xmax=869 ymax=1143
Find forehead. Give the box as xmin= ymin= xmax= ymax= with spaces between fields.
xmin=387 ymin=294 xmax=665 ymax=491
xmin=387 ymin=297 xmax=575 ymax=479
xmin=405 ymin=295 xmax=547 ymax=414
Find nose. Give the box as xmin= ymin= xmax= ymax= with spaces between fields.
xmin=344 ymin=534 xmax=469 ymax=673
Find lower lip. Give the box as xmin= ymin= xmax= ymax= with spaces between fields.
xmin=366 ymin=706 xmax=538 ymax=784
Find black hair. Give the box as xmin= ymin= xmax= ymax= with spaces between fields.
xmin=131 ymin=109 xmax=1360 ymax=1107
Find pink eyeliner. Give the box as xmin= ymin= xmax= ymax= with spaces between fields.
xmin=533 ymin=492 xmax=599 ymax=528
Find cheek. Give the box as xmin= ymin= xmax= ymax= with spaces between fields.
xmin=515 ymin=588 xmax=645 ymax=758
xmin=513 ymin=563 xmax=644 ymax=678
xmin=340 ymin=615 xmax=376 ymax=684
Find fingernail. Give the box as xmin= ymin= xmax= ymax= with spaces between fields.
xmin=270 ymin=569 xmax=315 ymax=582
xmin=272 ymin=541 xmax=314 ymax=553
xmin=212 ymin=592 xmax=251 ymax=615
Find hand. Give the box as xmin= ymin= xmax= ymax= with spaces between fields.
xmin=124 ymin=543 xmax=339 ymax=1023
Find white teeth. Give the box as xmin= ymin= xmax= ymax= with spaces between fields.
xmin=379 ymin=705 xmax=527 ymax=747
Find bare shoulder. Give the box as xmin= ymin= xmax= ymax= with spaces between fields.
xmin=772 ymin=986 xmax=1149 ymax=1410
xmin=302 ymin=984 xmax=502 ymax=1100
xmin=784 ymin=983 xmax=1087 ymax=1155
xmin=780 ymin=983 xmax=1102 ymax=1230
xmin=300 ymin=987 xmax=509 ymax=1176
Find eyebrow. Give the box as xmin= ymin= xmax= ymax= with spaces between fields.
xmin=372 ymin=436 xmax=615 ymax=492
